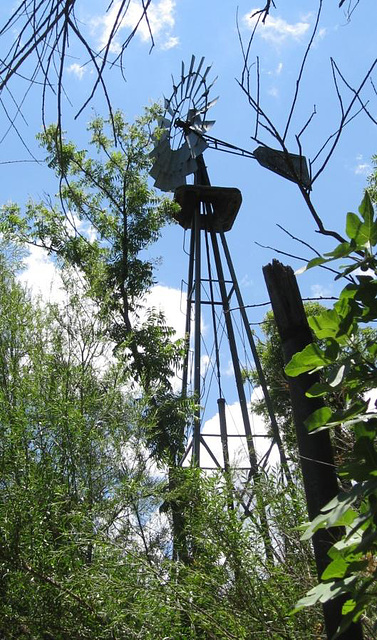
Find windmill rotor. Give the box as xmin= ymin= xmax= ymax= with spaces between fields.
xmin=150 ymin=54 xmax=311 ymax=191
xmin=150 ymin=55 xmax=218 ymax=192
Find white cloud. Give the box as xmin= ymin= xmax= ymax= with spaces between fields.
xmin=244 ymin=9 xmax=310 ymax=44
xmin=353 ymin=154 xmax=372 ymax=176
xmin=143 ymin=284 xmax=185 ymax=338
xmin=161 ymin=35 xmax=180 ymax=50
xmin=310 ymin=283 xmax=332 ymax=298
xmin=92 ymin=0 xmax=178 ymax=53
xmin=268 ymin=86 xmax=279 ymax=98
xmin=201 ymin=354 xmax=210 ymax=377
xmin=18 ymin=245 xmax=66 ymax=304
xmin=67 ymin=63 xmax=86 ymax=80
xmin=186 ymin=392 xmax=280 ymax=470
xmin=223 ymin=359 xmax=234 ymax=377
xmin=240 ymin=273 xmax=253 ymax=288
xmin=355 ymin=163 xmax=372 ymax=176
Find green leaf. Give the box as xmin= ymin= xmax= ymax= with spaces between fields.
xmin=346 ymin=212 xmax=363 ymax=242
xmin=324 ymin=241 xmax=353 ymax=259
xmin=306 ymin=382 xmax=332 ymax=397
xmin=346 ymin=201 xmax=377 ymax=247
xmin=306 ymin=365 xmax=346 ymax=397
xmin=322 ymin=557 xmax=349 ymax=580
xmin=292 ymin=576 xmax=357 ymax=613
xmin=308 ymin=309 xmax=340 ymax=339
xmin=342 ymin=599 xmax=357 ymax=616
xmin=359 ymin=191 xmax=374 ymax=227
xmin=295 ymin=256 xmax=327 ymax=274
xmin=304 ymin=406 xmax=332 ymax=431
xmin=301 ymin=494 xmax=359 ymax=541
xmin=285 ymin=343 xmax=334 ymax=377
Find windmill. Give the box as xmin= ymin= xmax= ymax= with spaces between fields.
xmin=150 ymin=56 xmax=293 ymax=489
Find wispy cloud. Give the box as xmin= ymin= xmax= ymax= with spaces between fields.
xmin=268 ymin=86 xmax=279 ymax=98
xmin=92 ymin=0 xmax=178 ymax=53
xmin=354 ymin=154 xmax=372 ymax=176
xmin=244 ymin=8 xmax=310 ymax=44
xmin=161 ymin=35 xmax=179 ymax=50
xmin=67 ymin=63 xmax=86 ymax=80
xmin=311 ymin=283 xmax=332 ymax=298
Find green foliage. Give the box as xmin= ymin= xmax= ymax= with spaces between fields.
xmin=287 ymin=192 xmax=377 ymax=636
xmin=0 ymin=109 xmax=181 ymax=395
xmin=249 ymin=302 xmax=350 ymax=457
xmin=0 ymin=259 xmax=169 ymax=639
xmin=0 ymin=107 xmax=331 ymax=638
xmin=0 ymin=256 xmax=323 ymax=638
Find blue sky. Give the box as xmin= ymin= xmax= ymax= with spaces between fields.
xmin=0 ymin=1 xmax=376 ymax=465
xmin=1 ymin=1 xmax=375 ymax=295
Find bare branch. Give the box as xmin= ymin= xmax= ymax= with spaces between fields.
xmin=331 ymin=57 xmax=377 ymax=125
xmin=0 ymin=0 xmax=155 ymax=141
xmin=283 ymin=0 xmax=323 ymax=142
xmin=276 ymin=223 xmax=322 ymax=257
xmin=312 ymin=57 xmax=377 ymax=182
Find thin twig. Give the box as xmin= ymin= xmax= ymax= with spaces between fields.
xmin=312 ymin=56 xmax=377 ymax=183
xmin=283 ymin=0 xmax=323 ymax=142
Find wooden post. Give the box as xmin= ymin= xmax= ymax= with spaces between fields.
xmin=263 ymin=260 xmax=363 ymax=640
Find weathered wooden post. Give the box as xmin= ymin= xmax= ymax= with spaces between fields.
xmin=263 ymin=260 xmax=363 ymax=640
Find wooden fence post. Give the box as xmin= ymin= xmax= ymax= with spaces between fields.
xmin=263 ymin=259 xmax=363 ymax=640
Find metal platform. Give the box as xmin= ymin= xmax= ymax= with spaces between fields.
xmin=174 ymin=185 xmax=242 ymax=232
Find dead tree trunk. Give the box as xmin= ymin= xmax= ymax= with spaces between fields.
xmin=263 ymin=260 xmax=363 ymax=640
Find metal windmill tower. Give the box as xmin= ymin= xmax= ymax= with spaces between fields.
xmin=150 ymin=56 xmax=294 ymax=487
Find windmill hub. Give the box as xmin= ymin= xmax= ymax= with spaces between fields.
xmin=173 ymin=118 xmax=192 ymax=134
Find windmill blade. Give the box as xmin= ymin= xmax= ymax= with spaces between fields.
xmin=180 ymin=60 xmax=185 ymax=99
xmin=164 ymin=97 xmax=175 ymax=117
xmin=192 ymin=119 xmax=215 ymax=133
xmin=187 ymin=107 xmax=202 ymax=122
xmin=204 ymin=96 xmax=219 ymax=112
xmin=187 ymin=132 xmax=208 ymax=158
xmin=192 ymin=64 xmax=212 ymax=102
xmin=185 ymin=54 xmax=198 ymax=96
xmin=188 ymin=54 xmax=196 ymax=78
xmin=204 ymin=77 xmax=218 ymax=97
xmin=187 ymin=56 xmax=205 ymax=99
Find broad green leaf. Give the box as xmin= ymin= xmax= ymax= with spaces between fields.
xmin=306 ymin=365 xmax=346 ymax=397
xmin=342 ymin=599 xmax=357 ymax=616
xmin=359 ymin=191 xmax=374 ymax=227
xmin=302 ymin=494 xmax=359 ymax=541
xmin=325 ymin=338 xmax=340 ymax=360
xmin=321 ymin=557 xmax=349 ymax=580
xmin=292 ymin=576 xmax=356 ymax=613
xmin=285 ymin=343 xmax=334 ymax=377
xmin=346 ymin=212 xmax=363 ymax=242
xmin=331 ymin=400 xmax=368 ymax=426
xmin=346 ymin=205 xmax=377 ymax=247
xmin=304 ymin=406 xmax=332 ymax=431
xmin=335 ymin=262 xmax=360 ymax=280
xmin=324 ymin=241 xmax=353 ymax=259
xmin=306 ymin=381 xmax=333 ymax=397
xmin=296 ymin=256 xmax=327 ymax=274
xmin=308 ymin=309 xmax=340 ymax=339
xmin=340 ymin=284 xmax=358 ymax=300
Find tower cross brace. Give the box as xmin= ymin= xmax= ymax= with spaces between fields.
xmin=175 ymin=154 xmax=290 ymax=479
